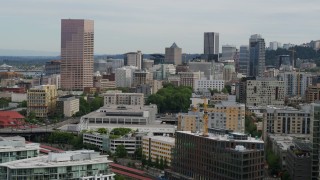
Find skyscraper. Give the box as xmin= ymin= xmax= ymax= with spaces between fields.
xmin=165 ymin=43 xmax=182 ymax=65
xmin=249 ymin=34 xmax=265 ymax=77
xmin=239 ymin=45 xmax=249 ymax=76
xmin=204 ymin=32 xmax=219 ymax=55
xmin=61 ymin=19 xmax=94 ymax=91
xmin=124 ymin=51 xmax=142 ymax=69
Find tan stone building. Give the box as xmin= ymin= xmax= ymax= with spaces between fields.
xmin=27 ymin=85 xmax=58 ymax=118
xmin=60 ymin=19 xmax=94 ymax=91
xmin=165 ymin=43 xmax=182 ymax=65
xmin=103 ymin=91 xmax=144 ymax=106
xmin=306 ymin=84 xmax=320 ymax=103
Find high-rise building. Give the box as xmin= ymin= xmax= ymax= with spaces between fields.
xmin=278 ymin=71 xmax=313 ymax=97
xmin=115 ymin=66 xmax=137 ymax=88
xmin=269 ymin=41 xmax=281 ymax=50
xmin=44 ymin=60 xmax=61 ymax=76
xmin=27 ymin=85 xmax=58 ymax=118
xmin=311 ymin=103 xmax=320 ymax=179
xmin=223 ymin=64 xmax=236 ymax=82
xmin=239 ymin=45 xmax=250 ymax=76
xmin=221 ymin=45 xmax=237 ymax=60
xmin=124 ymin=51 xmax=142 ymax=69
xmin=249 ymin=34 xmax=265 ymax=77
xmin=133 ymin=70 xmax=153 ymax=87
xmin=204 ymin=32 xmax=219 ymax=55
xmin=165 ymin=43 xmax=182 ymax=65
xmin=60 ymin=19 xmax=94 ymax=91
xmin=166 ymin=131 xmax=264 ymax=180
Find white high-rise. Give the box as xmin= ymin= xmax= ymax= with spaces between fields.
xmin=115 ymin=66 xmax=137 ymax=87
xmin=124 ymin=51 xmax=142 ymax=69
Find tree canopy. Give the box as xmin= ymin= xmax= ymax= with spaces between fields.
xmin=115 ymin=144 xmax=127 ymax=158
xmin=147 ymin=83 xmax=192 ymax=113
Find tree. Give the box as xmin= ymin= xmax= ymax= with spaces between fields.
xmin=148 ymin=156 xmax=152 ymax=167
xmin=141 ymin=154 xmax=147 ymax=166
xmin=21 ymin=100 xmax=27 ymax=107
xmin=134 ymin=147 xmax=142 ymax=160
xmin=266 ymin=149 xmax=281 ymax=176
xmin=164 ymin=158 xmax=168 ymax=168
xmin=115 ymin=144 xmax=127 ymax=158
xmin=97 ymin=128 xmax=108 ymax=134
xmin=225 ymin=85 xmax=232 ymax=94
xmin=114 ymin=175 xmax=126 ymax=180
xmin=159 ymin=157 xmax=164 ymax=170
xmin=155 ymin=156 xmax=160 ymax=168
xmin=111 ymin=128 xmax=132 ymax=136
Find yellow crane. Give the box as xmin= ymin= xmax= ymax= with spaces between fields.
xmin=202 ymin=97 xmax=209 ymax=137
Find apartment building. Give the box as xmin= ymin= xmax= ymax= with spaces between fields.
xmin=0 ymin=150 xmax=115 ymax=180
xmin=56 ymin=95 xmax=79 ymax=117
xmin=0 ymin=136 xmax=40 ymax=163
xmin=103 ymin=91 xmax=144 ymax=106
xmin=306 ymin=84 xmax=320 ymax=103
xmin=142 ymin=135 xmax=175 ymax=166
xmin=27 ymin=85 xmax=57 ymax=118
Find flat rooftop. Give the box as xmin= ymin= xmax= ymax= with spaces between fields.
xmin=0 ymin=150 xmax=112 ymax=169
xmin=144 ymin=136 xmax=175 ymax=144
xmin=177 ymin=131 xmax=264 ymax=143
xmin=0 ymin=143 xmax=39 ymax=153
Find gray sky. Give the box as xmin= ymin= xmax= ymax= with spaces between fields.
xmin=0 ymin=0 xmax=319 ymax=55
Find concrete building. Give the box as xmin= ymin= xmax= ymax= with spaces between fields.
xmin=165 ymin=43 xmax=182 ymax=65
xmin=249 ymin=34 xmax=265 ymax=77
xmin=276 ymin=55 xmax=291 ymax=69
xmin=178 ymin=72 xmax=202 ymax=88
xmin=115 ymin=66 xmax=137 ymax=88
xmin=103 ymin=91 xmax=144 ymax=106
xmin=94 ymin=59 xmax=124 ymax=74
xmin=44 ymin=60 xmax=61 ymax=75
xmin=133 ymin=70 xmax=153 ymax=87
xmin=142 ymin=135 xmax=175 ymax=166
xmin=264 ymin=105 xmax=311 ymax=139
xmin=221 ymin=45 xmax=237 ymax=61
xmin=188 ymin=61 xmax=212 ymax=80
xmin=245 ymin=78 xmax=285 ymax=107
xmin=61 ymin=19 xmax=94 ymax=91
xmin=0 ymin=136 xmax=40 ymax=163
xmin=194 ymin=79 xmax=224 ymax=92
xmin=124 ymin=51 xmax=142 ymax=69
xmin=204 ymin=32 xmax=219 ymax=55
xmin=152 ymin=64 xmax=176 ymax=80
xmin=278 ymin=71 xmax=313 ymax=97
xmin=207 ymin=101 xmax=245 ymax=133
xmin=177 ymin=111 xmax=203 ymax=132
xmin=238 ymin=45 xmax=250 ymax=76
xmin=166 ymin=131 xmax=264 ymax=180
xmin=223 ymin=64 xmax=236 ymax=82
xmin=110 ymin=134 xmax=144 ymax=155
xmin=306 ymin=84 xmax=320 ymax=103
xmin=269 ymin=41 xmax=281 ymax=50
xmin=56 ymin=95 xmax=79 ymax=117
xmin=152 ymin=80 xmax=163 ymax=94
xmin=83 ymin=133 xmax=110 ymax=151
xmin=27 ymin=85 xmax=57 ymax=118
xmin=143 ymin=59 xmax=154 ymax=70
xmin=78 ymin=104 xmax=158 ymax=131
xmin=0 ymin=150 xmax=115 ymax=180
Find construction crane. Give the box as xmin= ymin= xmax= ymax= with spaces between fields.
xmin=202 ymin=97 xmax=209 ymax=137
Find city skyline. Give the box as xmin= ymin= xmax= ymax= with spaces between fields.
xmin=0 ymin=0 xmax=320 ymax=55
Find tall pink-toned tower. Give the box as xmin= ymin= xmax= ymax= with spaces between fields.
xmin=61 ymin=19 xmax=94 ymax=91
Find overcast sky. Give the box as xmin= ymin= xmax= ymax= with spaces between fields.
xmin=0 ymin=0 xmax=319 ymax=55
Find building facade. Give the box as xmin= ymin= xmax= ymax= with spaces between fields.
xmin=142 ymin=136 xmax=175 ymax=166
xmin=115 ymin=66 xmax=137 ymax=88
xmin=204 ymin=32 xmax=219 ymax=55
xmin=165 ymin=43 xmax=182 ymax=65
xmin=27 ymin=85 xmax=57 ymax=118
xmin=306 ymin=84 xmax=320 ymax=103
xmin=103 ymin=91 xmax=144 ymax=106
xmin=45 ymin=60 xmax=61 ymax=76
xmin=238 ymin=45 xmax=249 ymax=76
xmin=133 ymin=70 xmax=153 ymax=87
xmin=249 ymin=34 xmax=265 ymax=77
xmin=0 ymin=150 xmax=115 ymax=180
xmin=61 ymin=19 xmax=94 ymax=91
xmin=56 ymin=95 xmax=79 ymax=117
xmin=194 ymin=79 xmax=224 ymax=92
xmin=124 ymin=51 xmax=142 ymax=69
xmin=278 ymin=71 xmax=313 ymax=97
xmin=167 ymin=131 xmax=264 ymax=180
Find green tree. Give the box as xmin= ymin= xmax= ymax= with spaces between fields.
xmin=267 ymin=149 xmax=281 ymax=176
xmin=111 ymin=128 xmax=132 ymax=136
xmin=141 ymin=154 xmax=147 ymax=166
xmin=225 ymin=85 xmax=231 ymax=94
xmin=114 ymin=175 xmax=126 ymax=180
xmin=21 ymin=100 xmax=27 ymax=107
xmin=97 ymin=128 xmax=108 ymax=134
xmin=164 ymin=158 xmax=168 ymax=168
xmin=134 ymin=147 xmax=142 ymax=160
xmin=159 ymin=157 xmax=164 ymax=170
xmin=115 ymin=144 xmax=127 ymax=158
xmin=155 ymin=156 xmax=160 ymax=168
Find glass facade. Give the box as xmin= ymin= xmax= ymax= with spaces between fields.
xmin=0 ymin=150 xmax=38 ymax=163
xmin=168 ymin=132 xmax=264 ymax=180
xmin=0 ymin=163 xmax=113 ymax=180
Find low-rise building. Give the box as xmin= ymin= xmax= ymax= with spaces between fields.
xmin=103 ymin=91 xmax=144 ymax=106
xmin=27 ymin=85 xmax=57 ymax=118
xmin=83 ymin=133 xmax=109 ymax=151
xmin=56 ymin=95 xmax=79 ymax=117
xmin=194 ymin=79 xmax=224 ymax=92
xmin=0 ymin=136 xmax=40 ymax=163
xmin=0 ymin=150 xmax=115 ymax=180
xmin=0 ymin=111 xmax=25 ymax=128
xmin=142 ymin=135 xmax=175 ymax=166
xmin=306 ymin=84 xmax=320 ymax=103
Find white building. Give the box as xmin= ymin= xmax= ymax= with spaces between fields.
xmin=103 ymin=91 xmax=144 ymax=106
xmin=115 ymin=66 xmax=137 ymax=88
xmin=0 ymin=136 xmax=40 ymax=163
xmin=142 ymin=135 xmax=175 ymax=166
xmin=278 ymin=71 xmax=313 ymax=97
xmin=269 ymin=41 xmax=282 ymax=50
xmin=57 ymin=95 xmax=79 ymax=117
xmin=194 ymin=79 xmax=224 ymax=92
xmin=0 ymin=150 xmax=115 ymax=180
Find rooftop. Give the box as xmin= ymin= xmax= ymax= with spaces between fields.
xmin=0 ymin=150 xmax=112 ymax=169
xmin=177 ymin=131 xmax=264 ymax=143
xmin=144 ymin=135 xmax=175 ymax=144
